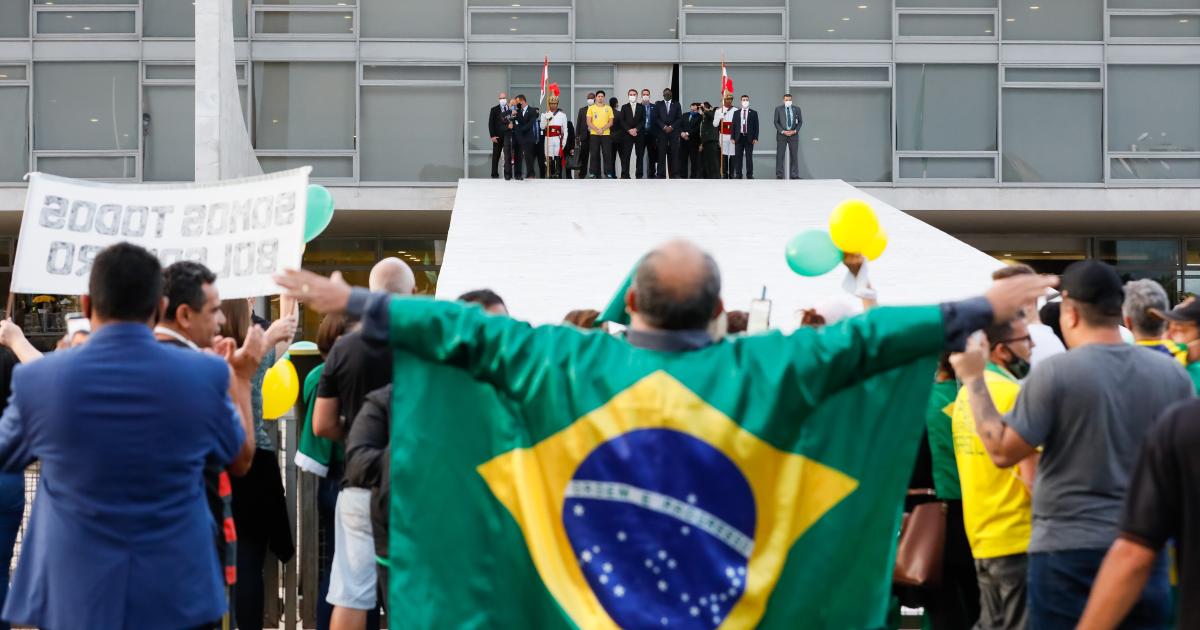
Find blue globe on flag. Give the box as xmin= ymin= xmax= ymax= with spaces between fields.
xmin=562 ymin=428 xmax=756 ymax=629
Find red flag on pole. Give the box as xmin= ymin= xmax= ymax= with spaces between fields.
xmin=721 ymin=57 xmax=733 ymax=98
xmin=539 ymin=56 xmax=549 ymax=104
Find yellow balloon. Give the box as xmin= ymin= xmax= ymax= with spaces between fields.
xmin=863 ymin=229 xmax=888 ymax=261
xmin=829 ymin=199 xmax=880 ymax=253
xmin=261 ymin=358 xmax=299 ymax=420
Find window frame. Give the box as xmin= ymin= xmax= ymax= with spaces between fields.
xmin=33 ymin=4 xmax=140 ymax=40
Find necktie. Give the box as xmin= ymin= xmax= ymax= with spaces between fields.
xmin=741 ymin=111 xmax=747 ymax=134
xmin=786 ymin=107 xmax=792 ymax=129
xmin=645 ymin=106 xmax=651 ymax=130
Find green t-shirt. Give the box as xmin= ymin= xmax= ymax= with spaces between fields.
xmin=1188 ymin=361 xmax=1200 ymax=397
xmin=925 ymin=378 xmax=961 ymax=500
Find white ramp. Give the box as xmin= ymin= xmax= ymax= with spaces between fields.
xmin=436 ymin=179 xmax=1002 ymax=329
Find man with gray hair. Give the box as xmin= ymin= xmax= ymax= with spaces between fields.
xmin=1123 ymin=279 xmax=1189 ymax=365
xmin=315 ymin=257 xmax=415 ymax=630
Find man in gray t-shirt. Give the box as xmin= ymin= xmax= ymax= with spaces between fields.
xmin=951 ymin=261 xmax=1193 ymax=629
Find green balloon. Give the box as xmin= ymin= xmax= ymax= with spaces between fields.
xmin=785 ymin=229 xmax=843 ymax=277
xmin=304 ymin=184 xmax=335 ymax=243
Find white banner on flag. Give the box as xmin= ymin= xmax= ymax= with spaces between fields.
xmin=13 ymin=168 xmax=310 ymax=300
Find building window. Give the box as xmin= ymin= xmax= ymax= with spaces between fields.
xmin=360 ymin=0 xmax=463 ymax=38
xmin=33 ymin=61 xmax=139 ymax=180
xmin=684 ymin=11 xmax=785 ymax=38
xmin=361 ymin=64 xmax=465 ymax=182
xmin=252 ymin=7 xmax=356 ymax=37
xmin=1002 ymin=66 xmax=1103 ymax=183
xmin=791 ymin=65 xmax=892 ymax=183
xmin=0 ymin=2 xmax=29 ymax=37
xmin=469 ymin=10 xmax=570 ymax=37
xmin=896 ymin=64 xmax=997 ymax=152
xmin=576 ymin=0 xmax=678 ymax=39
xmin=145 ymin=0 xmax=249 ymax=37
xmin=1000 ymin=0 xmax=1102 ymax=40
xmin=35 ymin=8 xmax=138 ymax=37
xmin=253 ymin=62 xmax=356 ymax=180
xmin=897 ymin=12 xmax=997 ymax=39
xmin=681 ymin=64 xmax=785 ymax=154
xmin=466 ymin=64 xmax=572 ymax=177
xmin=1108 ymin=65 xmax=1200 ymax=181
xmin=789 ymin=0 xmax=891 ymax=39
xmin=0 ymin=69 xmax=29 ymax=182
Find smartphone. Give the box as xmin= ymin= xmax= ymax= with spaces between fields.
xmin=66 ymin=313 xmax=90 ymax=336
xmin=747 ymin=299 xmax=772 ymax=334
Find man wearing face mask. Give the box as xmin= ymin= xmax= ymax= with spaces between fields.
xmin=950 ymin=261 xmax=1193 ymax=628
xmin=729 ymin=94 xmax=759 ymax=179
xmin=699 ymin=101 xmax=720 ymax=179
xmin=634 ymin=89 xmax=657 ymax=179
xmin=679 ymin=103 xmax=703 ymax=179
xmin=950 ymin=317 xmax=1038 ymax=630
xmin=574 ymin=92 xmax=595 ymax=179
xmin=1152 ymin=299 xmax=1200 ymax=395
xmin=653 ymin=88 xmax=681 ymax=178
xmin=613 ymin=90 xmax=637 ymax=178
xmin=586 ymin=89 xmax=615 ymax=179
xmin=510 ymin=95 xmax=539 ymax=181
xmin=775 ymin=94 xmax=802 ymax=180
xmin=540 ymin=94 xmax=571 ymax=179
xmin=715 ymin=94 xmax=736 ymax=178
xmin=487 ymin=92 xmax=512 ymax=179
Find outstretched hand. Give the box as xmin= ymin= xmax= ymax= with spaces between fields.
xmin=227 ymin=325 xmax=267 ymax=382
xmin=985 ymin=274 xmax=1058 ymax=324
xmin=273 ymin=269 xmax=353 ymax=316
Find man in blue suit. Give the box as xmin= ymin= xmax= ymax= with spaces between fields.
xmin=730 ymin=94 xmax=760 ymax=179
xmin=0 ymin=242 xmax=263 ymax=630
xmin=654 ymin=88 xmax=682 ymax=178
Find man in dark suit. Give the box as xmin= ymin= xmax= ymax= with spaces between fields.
xmin=614 ymin=89 xmax=639 ymax=179
xmin=775 ymin=93 xmax=803 ymax=180
xmin=574 ymin=92 xmax=594 ymax=180
xmin=636 ymin=89 xmax=657 ymax=179
xmin=678 ymin=102 xmax=703 ymax=179
xmin=730 ymin=94 xmax=759 ymax=179
xmin=700 ymin=101 xmax=721 ymax=179
xmin=654 ymin=88 xmax=681 ymax=178
xmin=505 ymin=95 xmax=537 ymax=181
xmin=488 ymin=91 xmax=512 ymax=179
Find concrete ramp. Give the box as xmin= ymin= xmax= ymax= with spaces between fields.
xmin=436 ymin=179 xmax=1002 ymax=329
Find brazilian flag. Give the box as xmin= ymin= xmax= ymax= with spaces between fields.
xmin=387 ymin=298 xmax=942 ymax=629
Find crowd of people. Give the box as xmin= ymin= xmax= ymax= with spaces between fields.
xmin=488 ymin=89 xmax=803 ymax=181
xmin=0 ymin=238 xmax=1195 ymax=629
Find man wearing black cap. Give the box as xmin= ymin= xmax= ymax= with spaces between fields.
xmin=1151 ymin=298 xmax=1200 ymax=395
xmin=951 ymin=260 xmax=1194 ymax=629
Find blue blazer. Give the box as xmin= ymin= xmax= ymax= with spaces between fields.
xmin=0 ymin=323 xmax=244 ymax=630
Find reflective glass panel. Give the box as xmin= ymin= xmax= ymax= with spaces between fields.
xmin=896 ymin=64 xmax=997 ymax=151
xmin=34 ymin=62 xmax=139 ymax=150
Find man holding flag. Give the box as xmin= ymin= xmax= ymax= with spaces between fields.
xmin=540 ymin=88 xmax=571 ymax=179
xmin=276 ymin=243 xmax=1053 ymax=629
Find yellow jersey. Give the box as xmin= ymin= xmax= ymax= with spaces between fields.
xmin=587 ymin=103 xmax=613 ymax=136
xmin=951 ymin=364 xmax=1032 ymax=559
xmin=1136 ymin=339 xmax=1188 ymax=366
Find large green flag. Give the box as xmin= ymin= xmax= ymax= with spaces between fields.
xmin=388 ymin=298 xmax=940 ymax=629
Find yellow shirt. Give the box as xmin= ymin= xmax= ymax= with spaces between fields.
xmin=587 ymin=103 xmax=613 ymax=136
xmin=951 ymin=365 xmax=1032 ymax=559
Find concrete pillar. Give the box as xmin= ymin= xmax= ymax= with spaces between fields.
xmin=195 ymin=0 xmax=261 ymax=183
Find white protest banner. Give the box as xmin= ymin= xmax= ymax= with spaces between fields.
xmin=12 ymin=168 xmax=310 ymax=300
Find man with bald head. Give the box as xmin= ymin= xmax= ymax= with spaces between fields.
xmin=277 ymin=240 xmax=1053 ymax=626
xmin=315 ymin=257 xmax=413 ymax=630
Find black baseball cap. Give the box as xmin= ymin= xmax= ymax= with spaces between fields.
xmin=1151 ymin=299 xmax=1200 ymax=325
xmin=1059 ymin=260 xmax=1124 ymax=315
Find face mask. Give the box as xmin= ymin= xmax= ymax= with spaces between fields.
xmin=629 ymin=96 xmax=638 ymax=104
xmin=784 ymin=100 xmax=792 ymax=107
xmin=1002 ymin=345 xmax=1032 ymax=380
xmin=499 ymin=99 xmax=507 ymax=106
xmin=642 ymin=95 xmax=650 ymax=103
xmin=741 ymin=100 xmax=750 ymax=108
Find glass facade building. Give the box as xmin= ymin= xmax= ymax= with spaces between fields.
xmin=0 ymin=0 xmax=1198 ymax=315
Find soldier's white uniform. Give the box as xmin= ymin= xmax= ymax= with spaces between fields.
xmin=541 ymin=109 xmax=569 ymax=158
xmin=717 ymin=106 xmax=737 ymax=156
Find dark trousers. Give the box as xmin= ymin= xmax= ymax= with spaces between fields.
xmin=520 ymin=143 xmax=538 ymax=179
xmin=0 ymin=473 xmax=23 ymax=630
xmin=974 ymin=554 xmax=1026 ymax=630
xmin=615 ymin=137 xmax=634 ymax=178
xmin=588 ymin=134 xmax=613 ymax=177
xmin=1028 ymin=549 xmax=1170 ymax=630
xmin=733 ymin=138 xmax=754 ymax=178
xmin=636 ymin=133 xmax=657 ymax=178
xmin=231 ymin=449 xmax=295 ymax=630
xmin=489 ymin=139 xmax=505 ymax=178
xmin=701 ymin=141 xmax=721 ymax=178
xmin=776 ymin=134 xmax=800 ymax=179
xmin=545 ymin=156 xmax=566 ymax=179
xmin=504 ymin=137 xmax=523 ymax=179
xmin=656 ymin=133 xmax=680 ymax=178
xmin=919 ymin=500 xmax=980 ymax=630
xmin=680 ymin=141 xmax=700 ymax=178
xmin=575 ymin=135 xmax=590 ymax=179
xmin=234 ymin=537 xmax=267 ymax=630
